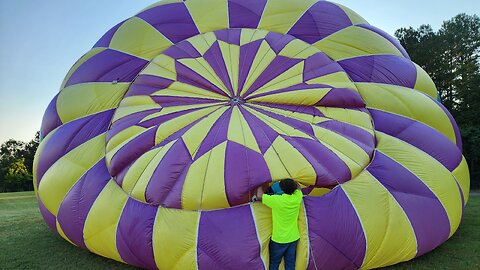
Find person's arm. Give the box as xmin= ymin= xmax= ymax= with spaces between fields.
xmin=256 ymin=186 xmax=265 ymax=202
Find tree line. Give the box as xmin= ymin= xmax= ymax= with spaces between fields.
xmin=0 ymin=14 xmax=478 ymax=192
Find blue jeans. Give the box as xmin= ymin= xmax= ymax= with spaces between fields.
xmin=269 ymin=239 xmax=298 ymax=270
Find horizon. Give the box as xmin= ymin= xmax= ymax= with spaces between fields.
xmin=0 ymin=0 xmax=479 ymax=144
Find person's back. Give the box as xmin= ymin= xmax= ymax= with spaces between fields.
xmin=256 ymin=179 xmax=302 ymax=270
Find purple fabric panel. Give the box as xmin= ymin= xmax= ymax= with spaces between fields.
xmin=136 ymin=3 xmax=200 ymax=43
xmin=197 ymin=206 xmax=264 ymax=270
xmin=357 ymin=24 xmax=410 ymax=59
xmin=245 ymin=56 xmax=303 ymax=97
xmin=250 ymin=106 xmax=315 ymax=138
xmin=162 ymin=163 xmax=191 ymax=209
xmin=264 ymin=32 xmax=296 ymax=54
xmin=285 ymin=137 xmax=351 ymax=186
xmin=224 ymin=141 xmax=271 ymax=206
xmin=238 ymin=40 xmax=263 ymax=94
xmin=304 ymin=188 xmax=366 ymax=269
xmin=108 ymin=127 xmax=156 ymax=177
xmin=145 ymin=139 xmax=192 ymax=207
xmin=370 ymin=109 xmax=462 ymax=171
xmin=41 ymin=95 xmax=63 ymax=138
xmin=215 ymin=29 xmax=241 ymax=46
xmin=195 ymin=108 xmax=232 ymax=159
xmin=56 ymin=159 xmax=111 ymax=249
xmin=427 ymin=95 xmax=463 ymax=150
xmin=176 ymin=61 xmax=229 ymax=97
xmin=36 ymin=110 xmax=113 ymax=186
xmin=164 ymin=41 xmax=201 ymax=59
xmin=317 ymin=120 xmax=375 ymax=155
xmin=304 ymin=53 xmax=343 ymax=81
xmin=316 ymin=88 xmax=365 ymax=108
xmin=247 ymin=83 xmax=330 ymax=100
xmin=116 ymin=199 xmax=158 ymax=269
xmin=287 ymin=1 xmax=352 ymax=44
xmin=204 ymin=42 xmax=235 ymax=96
xmin=153 ymin=96 xmax=224 ymax=107
xmin=38 ymin=197 xmax=57 ymax=233
xmin=367 ymin=152 xmax=451 ymax=256
xmin=240 ymin=107 xmax=278 ymax=154
xmin=93 ymin=20 xmax=125 ymax=48
xmin=253 ymin=102 xmax=324 ymax=118
xmin=137 ymin=106 xmax=211 ymax=128
xmin=228 ymin=0 xmax=267 ymax=28
xmin=107 ymin=109 xmax=161 ymax=141
xmin=125 ymin=75 xmax=174 ymax=97
xmin=338 ymin=55 xmax=417 ymax=88
xmin=114 ymin=162 xmax=132 ymax=187
xmin=65 ymin=49 xmax=148 ymax=87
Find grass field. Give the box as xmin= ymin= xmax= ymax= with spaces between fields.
xmin=1 ymin=192 xmax=478 ymax=270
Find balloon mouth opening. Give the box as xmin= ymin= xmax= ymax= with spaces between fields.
xmin=229 ymin=96 xmax=245 ymax=106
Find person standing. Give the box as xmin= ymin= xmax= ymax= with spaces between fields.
xmin=255 ymin=179 xmax=303 ymax=270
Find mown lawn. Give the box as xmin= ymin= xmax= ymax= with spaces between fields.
xmin=1 ymin=191 xmax=478 ymax=269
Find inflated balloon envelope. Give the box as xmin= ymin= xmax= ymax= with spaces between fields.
xmin=34 ymin=0 xmax=470 ymax=269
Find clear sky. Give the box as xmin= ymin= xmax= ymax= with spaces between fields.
xmin=0 ymin=0 xmax=479 ymax=144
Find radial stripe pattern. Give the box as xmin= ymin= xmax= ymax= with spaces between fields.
xmin=34 ymin=1 xmax=469 ymax=269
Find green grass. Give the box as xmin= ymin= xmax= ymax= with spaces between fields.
xmin=1 ymin=192 xmax=478 ymax=270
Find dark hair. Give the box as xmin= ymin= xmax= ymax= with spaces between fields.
xmin=279 ymin=179 xmax=298 ymax=195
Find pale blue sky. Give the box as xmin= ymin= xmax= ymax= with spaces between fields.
xmin=0 ymin=0 xmax=478 ymax=143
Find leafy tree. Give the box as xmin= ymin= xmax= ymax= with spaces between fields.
xmin=396 ymin=14 xmax=480 ymax=189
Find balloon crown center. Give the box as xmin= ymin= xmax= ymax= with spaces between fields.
xmin=229 ymin=96 xmax=245 ymax=106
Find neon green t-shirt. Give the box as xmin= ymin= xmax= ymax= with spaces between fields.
xmin=262 ymin=189 xmax=303 ymax=243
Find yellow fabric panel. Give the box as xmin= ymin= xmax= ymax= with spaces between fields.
xmin=308 ymin=187 xmax=331 ymax=197
xmin=182 ymin=107 xmax=228 ymax=157
xmin=113 ymin=95 xmax=160 ymax=123
xmin=140 ymin=54 xmax=176 ymax=80
xmin=252 ymin=62 xmax=305 ymax=97
xmin=413 ymin=63 xmax=438 ymax=99
xmin=38 ymin=134 xmax=106 ymax=215
xmin=156 ymin=81 xmax=228 ymax=100
xmin=138 ymin=0 xmax=183 ymax=14
xmin=452 ymin=156 xmax=470 ymax=205
xmin=279 ymin=39 xmax=319 ymax=59
xmin=240 ymin=29 xmax=269 ymax=46
xmin=334 ymin=3 xmax=369 ymax=25
xmin=188 ymin=32 xmax=216 ymax=55
xmin=154 ymin=106 xmax=222 ymax=145
xmin=258 ymin=0 xmax=317 ymax=34
xmin=295 ymin=202 xmax=309 ymax=270
xmin=185 ymin=0 xmax=228 ymax=33
xmin=251 ymin=203 xmax=272 ymax=268
xmin=312 ymin=124 xmax=370 ymax=171
xmin=318 ymin=138 xmax=364 ymax=177
xmin=60 ymin=48 xmax=106 ymax=89
xmin=240 ymin=40 xmax=277 ymax=96
xmin=57 ymin=83 xmax=129 ymax=123
xmin=105 ymin=126 xmax=150 ymax=166
xmin=84 ymin=180 xmax=128 ymax=263
xmin=109 ymin=17 xmax=173 ymax=60
xmin=306 ymin=71 xmax=357 ymax=90
xmin=316 ymin=107 xmax=374 ymax=133
xmin=227 ymin=106 xmax=261 ymax=153
xmin=342 ymin=171 xmax=417 ymax=269
xmin=357 ymin=83 xmax=457 ymax=144
xmin=142 ymin=103 xmax=219 ymax=123
xmin=218 ymin=41 xmax=240 ymax=95
xmin=314 ymin=26 xmax=404 ymax=61
xmin=264 ymin=136 xmax=316 ymax=186
xmin=153 ymin=208 xmax=200 ymax=269
xmin=56 ymin=219 xmax=76 ymax=246
xmin=178 ymin=58 xmax=230 ymax=96
xmin=122 ymin=141 xmax=176 ymax=201
xmin=244 ymin=107 xmax=311 ymax=139
xmin=376 ymin=132 xmax=463 ymax=237
xmin=250 ymin=87 xmax=330 ymax=106
xmin=182 ymin=142 xmax=229 ymax=210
